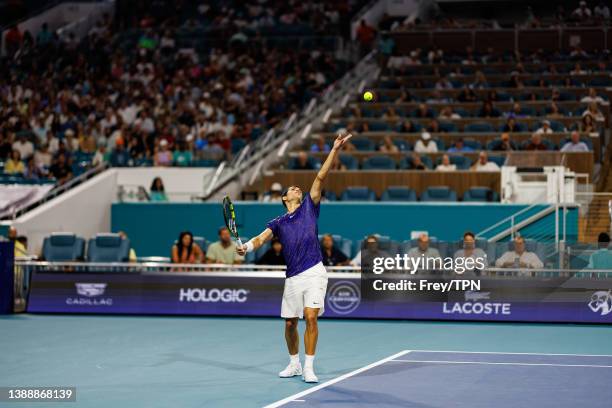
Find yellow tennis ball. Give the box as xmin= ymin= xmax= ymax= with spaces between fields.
xmin=363 ymin=91 xmax=373 ymax=101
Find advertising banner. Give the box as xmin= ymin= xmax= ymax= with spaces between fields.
xmin=26 ymin=268 xmax=612 ymax=324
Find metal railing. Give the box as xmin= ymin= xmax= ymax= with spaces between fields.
xmin=0 ymin=163 xmax=109 ymax=221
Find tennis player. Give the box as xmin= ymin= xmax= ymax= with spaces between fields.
xmin=237 ymin=131 xmax=352 ymax=383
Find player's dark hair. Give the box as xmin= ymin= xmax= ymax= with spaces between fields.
xmin=281 ymin=188 xmax=289 ymax=208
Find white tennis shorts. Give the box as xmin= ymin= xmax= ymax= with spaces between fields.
xmin=281 ymin=262 xmax=328 ymax=319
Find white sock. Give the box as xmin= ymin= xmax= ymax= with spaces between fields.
xmin=290 ymin=354 xmax=300 ymax=365
xmin=304 ymin=354 xmax=315 ymax=369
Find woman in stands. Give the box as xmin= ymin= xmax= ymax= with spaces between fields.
xmin=171 ymin=231 xmax=204 ymax=264
xmin=236 ymin=131 xmax=353 ymax=383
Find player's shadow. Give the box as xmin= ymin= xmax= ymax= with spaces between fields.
xmin=147 ymin=352 xmax=273 ymax=375
xmin=321 ymin=386 xmax=437 ymax=408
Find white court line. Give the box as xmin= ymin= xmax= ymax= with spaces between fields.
xmin=391 ymin=360 xmax=612 ymax=368
xmin=407 ymin=350 xmax=612 ymax=358
xmin=262 ymin=350 xmax=411 ymax=408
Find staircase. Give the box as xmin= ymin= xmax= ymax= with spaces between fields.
xmin=579 ymin=139 xmax=612 ymax=242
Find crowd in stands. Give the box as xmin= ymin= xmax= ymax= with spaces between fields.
xmin=0 ymin=0 xmax=355 ymax=186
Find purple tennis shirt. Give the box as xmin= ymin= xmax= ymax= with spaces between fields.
xmin=266 ymin=194 xmax=323 ymax=278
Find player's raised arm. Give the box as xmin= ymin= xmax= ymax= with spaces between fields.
xmin=236 ymin=227 xmax=273 ymax=256
xmin=310 ymin=131 xmax=353 ymax=204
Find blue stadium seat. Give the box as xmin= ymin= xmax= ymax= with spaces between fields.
xmin=381 ymin=186 xmax=417 ymax=201
xmin=421 ymin=186 xmax=457 ymax=202
xmin=488 ymin=155 xmax=507 ymax=167
xmin=368 ymin=122 xmax=391 ymax=132
xmin=462 ymin=139 xmax=482 ymax=150
xmin=338 ymin=154 xmax=358 ymax=170
xmin=393 ymin=140 xmax=412 ymax=151
xmin=341 ymin=186 xmax=376 ymax=201
xmin=498 ymin=122 xmax=528 ymax=132
xmin=231 ymin=138 xmax=247 ymax=154
xmin=351 ymin=138 xmax=376 ymax=151
xmin=42 ymin=233 xmax=86 ymax=261
xmin=324 ymin=190 xmax=337 ymax=201
xmin=439 ymin=122 xmax=458 ymax=133
xmin=289 ymin=156 xmax=321 ymax=169
xmin=464 ymin=122 xmax=494 ymax=133
xmin=362 ymin=155 xmax=396 ymax=170
xmin=462 ymin=187 xmax=500 ymax=202
xmin=193 ymin=236 xmax=208 ymax=252
xmin=87 ymin=233 xmax=130 ymax=262
xmin=398 ymin=155 xmax=432 ymax=169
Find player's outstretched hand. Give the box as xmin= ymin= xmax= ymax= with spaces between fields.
xmin=236 ymin=244 xmax=247 ymax=256
xmin=333 ymin=131 xmax=353 ymax=150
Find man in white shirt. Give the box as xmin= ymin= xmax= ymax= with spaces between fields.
xmin=436 ymin=154 xmax=456 ymax=172
xmin=581 ymin=88 xmax=605 ymax=104
xmin=406 ymin=234 xmax=442 ymax=273
xmin=535 ymin=120 xmax=555 ymax=134
xmin=12 ymin=134 xmax=34 ymax=159
xmin=495 ymin=236 xmax=543 ymax=269
xmin=594 ymin=2 xmax=610 ymax=19
xmin=572 ymin=1 xmax=592 ymax=19
xmin=471 ymin=151 xmax=500 ymax=171
xmin=561 ymin=131 xmax=590 ymax=152
xmin=414 ymin=132 xmax=438 ymax=153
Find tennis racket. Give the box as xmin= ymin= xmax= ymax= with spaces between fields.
xmin=222 ymin=196 xmax=243 ymax=248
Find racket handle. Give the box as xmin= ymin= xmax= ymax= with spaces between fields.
xmin=237 ymin=238 xmax=243 ymax=248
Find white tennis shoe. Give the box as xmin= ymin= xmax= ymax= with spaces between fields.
xmin=302 ymin=367 xmax=318 ymax=383
xmin=279 ymin=362 xmax=302 ymax=378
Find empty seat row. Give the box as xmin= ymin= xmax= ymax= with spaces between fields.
xmin=327 ymin=186 xmax=499 ymax=202
xmin=42 ymin=233 xmax=130 ymax=262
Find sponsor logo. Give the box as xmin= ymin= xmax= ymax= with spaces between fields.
xmin=588 ymin=290 xmax=612 ymax=316
xmin=327 ymin=281 xmax=361 ymax=315
xmin=442 ymin=290 xmax=511 ymax=315
xmin=67 ymin=283 xmax=113 ymax=306
xmin=179 ymin=288 xmax=249 ymax=303
xmin=75 ymin=283 xmax=107 ymax=297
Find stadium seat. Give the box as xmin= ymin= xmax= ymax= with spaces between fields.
xmin=324 ymin=190 xmax=337 ymax=201
xmin=439 ymin=122 xmax=458 ymax=133
xmin=362 ymin=155 xmax=396 ymax=170
xmin=338 ymin=154 xmax=359 ymax=170
xmin=498 ymin=122 xmax=528 ymax=132
xmin=87 ymin=233 xmax=130 ymax=262
xmin=351 ymin=138 xmax=376 ymax=151
xmin=393 ymin=140 xmax=412 ymax=151
xmin=380 ymin=186 xmax=417 ymax=201
xmin=462 ymin=139 xmax=482 ymax=150
xmin=42 ymin=233 xmax=86 ymax=261
xmin=421 ymin=186 xmax=457 ymax=202
xmin=398 ymin=155 xmax=432 ymax=169
xmin=488 ymin=155 xmax=507 ymax=167
xmin=436 ymin=155 xmax=470 ymax=170
xmin=289 ymin=156 xmax=321 ymax=169
xmin=193 ymin=236 xmax=208 ymax=252
xmin=462 ymin=187 xmax=500 ymax=202
xmin=368 ymin=122 xmax=391 ymax=132
xmin=464 ymin=122 xmax=495 ymax=133
xmin=318 ymin=234 xmax=352 ymax=259
xmin=340 ymin=186 xmax=376 ymax=201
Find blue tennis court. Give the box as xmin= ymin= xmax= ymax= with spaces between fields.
xmin=2 ymin=315 xmax=612 ymax=407
xmin=269 ymin=350 xmax=612 ymax=407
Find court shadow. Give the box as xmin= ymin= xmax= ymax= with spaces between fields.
xmin=147 ymin=352 xmax=273 ymax=376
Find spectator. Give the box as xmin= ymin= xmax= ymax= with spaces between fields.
xmin=495 ymin=236 xmax=543 ymax=269
xmin=470 ymin=71 xmax=489 ymax=89
xmin=583 ymin=102 xmax=605 ymax=122
xmin=415 ymin=103 xmax=433 ymax=118
xmin=448 ymin=138 xmax=473 ymax=153
xmin=171 ymin=231 xmax=204 ymax=264
xmin=457 ymin=86 xmax=477 ymax=102
xmin=588 ymin=232 xmax=612 ymax=270
xmin=5 ymin=150 xmax=25 ymax=174
xmin=535 ymin=120 xmax=554 ymax=134
xmin=12 ymin=133 xmax=34 ymax=160
xmin=398 ymin=119 xmax=418 ymax=133
xmin=439 ymin=106 xmax=461 ymax=120
xmin=479 ymin=101 xmax=500 ymax=118
xmin=493 ymin=133 xmax=517 ymax=151
xmin=117 ymin=231 xmax=137 ymax=262
xmin=34 ymin=144 xmax=52 ymax=170
xmin=410 ymin=153 xmax=427 ymax=170
xmin=263 ymin=182 xmax=283 ymax=202
xmin=414 ymin=132 xmax=438 ymax=153
xmin=352 ymin=235 xmax=389 ymax=267
xmin=505 ymin=102 xmax=527 ymax=118
xmin=320 ymin=234 xmax=350 ymax=266
xmin=150 ymin=177 xmax=168 ymax=201
xmin=49 ymin=153 xmax=72 ymax=184
xmin=427 ymin=119 xmax=441 ymax=133
xmin=173 ymin=141 xmax=192 ymax=167
xmin=561 ymin=131 xmax=589 ymax=152
xmin=310 ymin=136 xmax=330 ymax=153
xmin=154 ymin=139 xmax=173 ymax=166
xmin=523 ymin=133 xmax=549 ymax=150
xmin=502 ymin=117 xmax=522 ymax=133
xmin=110 ymin=140 xmax=131 ymax=167
xmin=356 ymin=19 xmax=376 ymax=54
xmin=379 ymin=135 xmax=399 ymax=153
xmin=206 ymin=227 xmax=244 ymax=264
xmin=546 ymin=103 xmax=564 ymax=119
xmin=576 ymin=113 xmax=596 ymax=133
xmin=471 ymin=151 xmax=500 ymax=171
xmin=407 ymin=234 xmax=442 ymax=271
xmin=570 ymin=62 xmax=587 ymax=75
xmin=4 ymin=25 xmax=22 ymax=57
xmin=256 ymin=237 xmax=285 ymax=265
xmin=92 ymin=145 xmax=108 ymax=167
xmin=453 ymin=231 xmax=488 ymax=274
xmin=23 ymin=158 xmax=43 ymax=180
xmin=382 ymin=107 xmax=400 ymax=121
xmin=36 ymin=23 xmax=53 ymax=46
xmin=293 ymin=151 xmax=314 ymax=170
xmin=435 ymin=77 xmax=453 ymax=90
xmin=581 ymin=88 xmax=606 ymax=104
xmin=436 ymin=154 xmax=456 ymax=172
